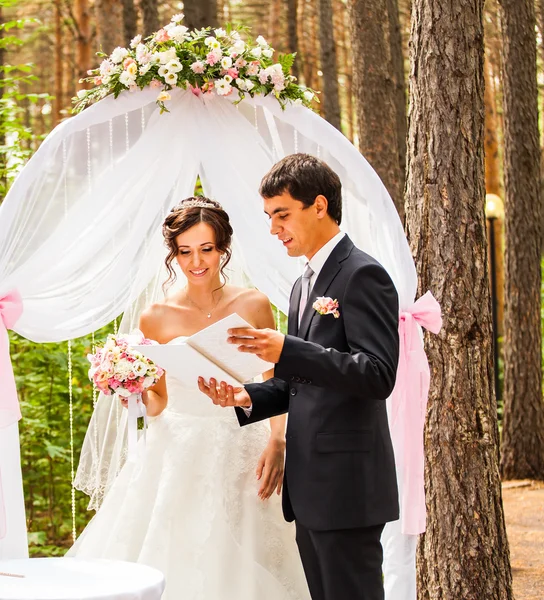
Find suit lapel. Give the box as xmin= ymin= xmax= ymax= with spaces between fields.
xmin=288 ymin=277 xmax=302 ymax=336
xmin=298 ymin=235 xmax=354 ymax=340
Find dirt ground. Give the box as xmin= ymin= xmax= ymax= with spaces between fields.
xmin=502 ymin=480 xmax=544 ymax=599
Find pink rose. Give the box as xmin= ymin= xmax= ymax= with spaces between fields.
xmin=234 ymin=58 xmax=247 ymax=69
xmin=154 ymin=29 xmax=170 ymax=42
xmin=150 ymin=79 xmax=162 ymax=89
xmin=123 ymin=57 xmax=135 ymax=68
xmin=94 ymin=76 xmax=103 ymax=85
xmin=206 ymin=50 xmax=221 ymax=66
xmin=227 ymin=68 xmax=239 ymax=79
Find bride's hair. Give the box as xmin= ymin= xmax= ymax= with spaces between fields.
xmin=162 ymin=197 xmax=233 ymax=291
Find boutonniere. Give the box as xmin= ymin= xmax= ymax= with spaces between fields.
xmin=312 ymin=297 xmax=340 ymax=318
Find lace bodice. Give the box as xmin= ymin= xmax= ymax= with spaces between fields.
xmin=163 ymin=336 xmax=235 ymax=420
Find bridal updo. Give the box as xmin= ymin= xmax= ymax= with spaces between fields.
xmin=162 ymin=197 xmax=233 ymax=290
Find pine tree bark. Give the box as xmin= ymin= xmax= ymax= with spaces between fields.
xmin=347 ymin=0 xmax=404 ymax=218
xmin=386 ymin=0 xmax=407 ymax=208
xmin=183 ymin=0 xmax=218 ymax=30
xmin=95 ymin=0 xmax=124 ymax=54
xmin=74 ymin=0 xmax=91 ymax=92
xmin=286 ymin=0 xmax=299 ymax=78
xmin=317 ymin=0 xmax=341 ymax=130
xmin=140 ymin=0 xmax=159 ymax=37
xmin=53 ymin=0 xmax=63 ymax=125
xmin=499 ymin=0 xmax=544 ymax=480
xmin=404 ymin=0 xmax=514 ymax=597
xmin=123 ymin=0 xmax=137 ymax=45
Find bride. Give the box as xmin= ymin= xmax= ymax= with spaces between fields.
xmin=68 ymin=197 xmax=310 ymax=600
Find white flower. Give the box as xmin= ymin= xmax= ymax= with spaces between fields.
xmin=136 ymin=44 xmax=151 ymax=64
xmin=158 ymin=48 xmax=177 ymax=64
xmin=256 ymin=35 xmax=268 ymax=47
xmin=294 ymin=98 xmax=303 ymax=106
xmin=77 ymin=89 xmax=87 ymax=99
xmin=263 ymin=48 xmax=273 ymax=59
xmin=158 ymin=65 xmax=170 ymax=78
xmin=214 ymin=78 xmax=232 ymax=96
xmin=139 ymin=64 xmax=151 ymax=77
xmin=143 ymin=376 xmax=155 ymax=388
xmin=119 ymin=70 xmax=136 ymax=86
xmin=110 ymin=46 xmax=129 ymax=64
xmin=130 ymin=34 xmax=142 ymax=48
xmin=258 ymin=69 xmax=269 ymax=84
xmin=246 ymin=62 xmax=259 ymax=76
xmin=132 ymin=361 xmax=148 ymax=377
xmin=221 ymin=56 xmax=233 ymax=69
xmin=157 ymin=90 xmax=171 ymax=102
xmin=169 ymin=25 xmax=189 ymax=42
xmin=100 ymin=59 xmax=115 ymax=76
xmin=231 ymin=40 xmax=246 ymax=55
xmin=126 ymin=62 xmax=138 ymax=77
xmin=214 ymin=28 xmax=227 ymax=37
xmin=224 ymin=74 xmax=233 ymax=83
xmin=166 ymin=59 xmax=182 ymax=73
xmin=205 ymin=36 xmax=217 ymax=47
xmin=251 ymin=46 xmax=262 ymax=59
xmin=274 ymin=81 xmax=285 ymax=91
xmin=237 ymin=79 xmax=247 ymax=91
xmin=171 ymin=12 xmax=184 ymax=23
xmin=164 ymin=72 xmax=178 ymax=85
xmin=243 ymin=78 xmax=255 ymax=91
xmin=303 ymin=90 xmax=314 ymax=102
xmin=102 ymin=75 xmax=111 ymax=84
xmin=191 ymin=60 xmax=206 ymax=74
xmin=231 ymin=30 xmax=241 ymax=40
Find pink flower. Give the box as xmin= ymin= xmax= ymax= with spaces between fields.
xmin=189 ymin=85 xmax=201 ymax=96
xmin=312 ymin=297 xmax=340 ymax=319
xmin=247 ymin=62 xmax=260 ymax=76
xmin=154 ymin=28 xmax=170 ymax=42
xmin=227 ymin=68 xmax=239 ymax=79
xmin=258 ymin=69 xmax=269 ymax=84
xmin=123 ymin=57 xmax=136 ymax=68
xmin=150 ymin=79 xmax=162 ymax=89
xmin=191 ymin=60 xmax=206 ymax=74
xmin=94 ymin=76 xmax=103 ymax=85
xmin=234 ymin=57 xmax=247 ymax=69
xmin=206 ymin=50 xmax=221 ymax=66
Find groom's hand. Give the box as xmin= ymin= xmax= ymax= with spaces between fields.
xmin=227 ymin=327 xmax=285 ymax=364
xmin=197 ymin=377 xmax=252 ymax=408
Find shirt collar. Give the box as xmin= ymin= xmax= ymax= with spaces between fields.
xmin=307 ymin=231 xmax=346 ymax=279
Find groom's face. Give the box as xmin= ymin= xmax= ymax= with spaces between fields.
xmin=264 ymin=191 xmax=315 ymax=258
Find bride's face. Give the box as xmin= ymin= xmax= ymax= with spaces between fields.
xmin=175 ymin=222 xmax=222 ymax=284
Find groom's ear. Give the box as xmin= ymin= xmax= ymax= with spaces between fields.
xmin=314 ymin=195 xmax=329 ymax=220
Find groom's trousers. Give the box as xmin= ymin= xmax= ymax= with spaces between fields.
xmin=295 ymin=521 xmax=385 ymax=600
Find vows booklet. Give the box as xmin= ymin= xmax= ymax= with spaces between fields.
xmin=133 ymin=313 xmax=273 ymax=388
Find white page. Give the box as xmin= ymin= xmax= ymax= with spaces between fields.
xmin=132 ymin=342 xmax=241 ymax=389
xmin=187 ymin=313 xmax=274 ymax=383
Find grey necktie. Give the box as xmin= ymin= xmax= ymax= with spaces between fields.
xmin=299 ymin=264 xmax=314 ymax=324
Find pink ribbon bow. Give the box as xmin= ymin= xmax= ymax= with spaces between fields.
xmin=390 ymin=290 xmax=442 ymax=535
xmin=0 ymin=288 xmax=23 ymax=539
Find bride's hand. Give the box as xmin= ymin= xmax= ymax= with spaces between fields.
xmin=256 ymin=436 xmax=286 ymax=500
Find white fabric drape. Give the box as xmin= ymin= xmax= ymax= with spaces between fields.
xmin=0 ymin=87 xmax=419 ymax=598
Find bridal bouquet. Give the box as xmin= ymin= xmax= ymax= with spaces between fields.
xmin=87 ymin=332 xmax=164 ymax=397
xmin=74 ymin=14 xmax=316 ymax=113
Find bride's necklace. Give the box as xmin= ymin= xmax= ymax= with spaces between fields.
xmin=186 ymin=289 xmax=224 ymax=319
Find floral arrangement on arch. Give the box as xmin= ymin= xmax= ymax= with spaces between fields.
xmin=74 ymin=14 xmax=316 ymax=114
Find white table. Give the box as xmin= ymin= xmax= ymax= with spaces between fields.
xmin=0 ymin=558 xmax=165 ymax=600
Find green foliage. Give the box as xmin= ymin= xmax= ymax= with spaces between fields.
xmin=10 ymin=321 xmax=118 ymax=555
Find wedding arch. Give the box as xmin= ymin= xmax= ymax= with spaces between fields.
xmin=0 ymin=19 xmax=440 ymax=597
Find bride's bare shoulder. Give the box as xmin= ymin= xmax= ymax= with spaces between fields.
xmin=139 ymin=301 xmax=184 ymax=338
xmin=227 ymin=286 xmax=274 ymax=328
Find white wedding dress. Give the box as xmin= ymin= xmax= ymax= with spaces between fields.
xmin=68 ymin=337 xmax=310 ymax=600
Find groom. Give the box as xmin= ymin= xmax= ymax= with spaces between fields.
xmin=199 ymin=154 xmax=399 ymax=600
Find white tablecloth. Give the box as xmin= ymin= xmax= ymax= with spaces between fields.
xmin=0 ymin=558 xmax=165 ymax=600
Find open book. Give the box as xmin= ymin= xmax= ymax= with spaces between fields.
xmin=132 ymin=313 xmax=273 ymax=388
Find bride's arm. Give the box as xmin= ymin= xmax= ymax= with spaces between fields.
xmin=138 ymin=307 xmax=168 ymax=417
xmin=244 ymin=291 xmax=287 ymax=500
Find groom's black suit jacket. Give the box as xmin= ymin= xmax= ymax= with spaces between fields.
xmin=236 ymin=235 xmax=400 ymax=532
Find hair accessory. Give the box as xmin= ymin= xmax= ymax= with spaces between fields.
xmin=171 ymin=198 xmax=223 ymax=212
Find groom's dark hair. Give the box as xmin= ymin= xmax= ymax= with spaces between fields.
xmin=259 ymin=153 xmax=343 ymax=225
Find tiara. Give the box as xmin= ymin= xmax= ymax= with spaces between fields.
xmin=171 ymin=199 xmax=223 ymax=212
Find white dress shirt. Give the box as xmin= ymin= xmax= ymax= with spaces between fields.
xmin=242 ymin=231 xmax=345 ymax=415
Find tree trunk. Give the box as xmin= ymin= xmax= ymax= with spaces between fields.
xmin=386 ymin=0 xmax=407 ymax=208
xmin=286 ymin=0 xmax=299 ymax=78
xmin=499 ymin=0 xmax=544 ymax=480
xmin=74 ymin=0 xmax=91 ymax=92
xmin=140 ymin=0 xmax=159 ymax=37
xmin=123 ymin=0 xmax=137 ymax=45
xmin=95 ymin=0 xmax=124 ymax=54
xmin=318 ymin=0 xmax=342 ymax=130
xmin=53 ymin=0 xmax=63 ymax=125
xmin=183 ymin=0 xmax=218 ymax=30
xmin=404 ymin=0 xmax=514 ymax=597
xmin=347 ymin=0 xmax=404 ymax=218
